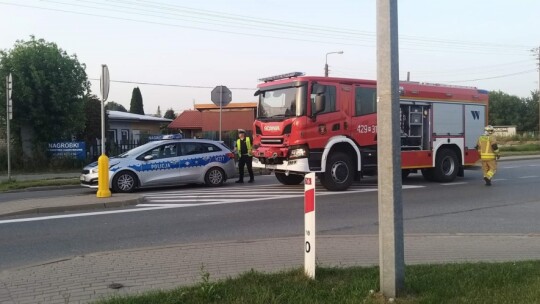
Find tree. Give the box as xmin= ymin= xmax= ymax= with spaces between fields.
xmin=164 ymin=108 xmax=177 ymax=120
xmin=522 ymin=90 xmax=539 ymax=133
xmin=81 ymin=94 xmax=103 ymax=144
xmin=155 ymin=106 xmax=162 ymax=117
xmin=130 ymin=87 xmax=144 ymax=115
xmin=105 ymin=101 xmax=127 ymax=112
xmin=0 ymin=36 xmax=89 ymax=151
xmin=488 ymin=90 xmax=538 ymax=132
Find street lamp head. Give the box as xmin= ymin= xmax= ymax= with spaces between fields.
xmin=324 ymin=51 xmax=344 ymax=77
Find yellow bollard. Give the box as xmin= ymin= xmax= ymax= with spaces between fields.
xmin=96 ymin=153 xmax=112 ymax=198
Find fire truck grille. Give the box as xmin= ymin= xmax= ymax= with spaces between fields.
xmin=261 ymin=138 xmax=283 ymax=145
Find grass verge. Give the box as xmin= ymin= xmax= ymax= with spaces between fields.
xmin=0 ymin=178 xmax=80 ymax=192
xmin=500 ymin=143 xmax=540 ymax=153
xmin=97 ymin=261 xmax=540 ymax=304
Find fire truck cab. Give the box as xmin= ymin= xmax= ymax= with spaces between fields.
xmin=251 ymin=72 xmax=488 ymax=191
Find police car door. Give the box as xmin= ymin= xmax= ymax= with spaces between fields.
xmin=178 ymin=142 xmax=207 ymax=182
xmin=137 ymin=143 xmax=181 ymax=186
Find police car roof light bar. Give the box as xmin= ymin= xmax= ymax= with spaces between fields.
xmin=162 ymin=134 xmax=183 ymax=140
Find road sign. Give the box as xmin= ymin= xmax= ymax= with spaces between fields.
xmin=211 ymin=85 xmax=232 ymax=107
xmin=100 ymin=64 xmax=110 ymax=102
xmin=7 ymin=73 xmax=12 ymax=99
xmin=7 ymin=74 xmax=12 ymax=120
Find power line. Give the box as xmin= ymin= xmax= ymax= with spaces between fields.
xmin=1 ymin=1 xmax=533 ymax=55
xmin=0 ymin=2 xmax=370 ymax=47
xmin=433 ymin=69 xmax=536 ymax=83
xmin=88 ymin=78 xmax=255 ymax=90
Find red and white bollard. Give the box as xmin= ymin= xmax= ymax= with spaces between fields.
xmin=304 ymin=172 xmax=316 ymax=279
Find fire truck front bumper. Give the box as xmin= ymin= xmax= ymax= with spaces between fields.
xmin=252 ymin=156 xmax=311 ymax=173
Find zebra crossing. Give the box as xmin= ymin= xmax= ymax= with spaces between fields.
xmin=137 ymin=182 xmax=424 ymax=208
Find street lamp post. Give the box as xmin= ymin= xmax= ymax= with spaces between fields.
xmin=325 ymin=51 xmax=344 ymax=77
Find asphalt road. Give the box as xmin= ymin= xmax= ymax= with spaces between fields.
xmin=0 ymin=187 xmax=93 ymax=202
xmin=1 ymin=158 xmax=539 ymax=270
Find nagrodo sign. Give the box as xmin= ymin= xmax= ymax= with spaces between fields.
xmin=47 ymin=142 xmax=86 ymax=160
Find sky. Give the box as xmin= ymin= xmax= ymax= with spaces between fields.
xmin=1 ymin=0 xmax=539 ymax=115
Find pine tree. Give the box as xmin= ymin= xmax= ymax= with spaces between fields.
xmin=164 ymin=108 xmax=177 ymax=119
xmin=130 ymin=87 xmax=145 ymax=115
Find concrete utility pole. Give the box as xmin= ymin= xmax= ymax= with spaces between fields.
xmin=376 ymin=0 xmax=404 ymax=298
xmin=536 ymin=46 xmax=540 ymax=140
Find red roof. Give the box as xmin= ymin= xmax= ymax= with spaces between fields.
xmin=168 ymin=104 xmax=256 ymax=131
xmin=168 ymin=110 xmax=202 ymax=129
xmin=195 ymin=102 xmax=257 ymax=110
xmin=201 ymin=110 xmax=255 ymax=131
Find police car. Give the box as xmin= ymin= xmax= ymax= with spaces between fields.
xmin=80 ymin=136 xmax=236 ymax=192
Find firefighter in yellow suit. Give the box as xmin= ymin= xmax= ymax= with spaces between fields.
xmin=475 ymin=125 xmax=500 ymax=186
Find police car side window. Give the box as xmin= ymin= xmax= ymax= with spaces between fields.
xmin=141 ymin=144 xmax=178 ymax=160
xmin=181 ymin=143 xmax=202 ymax=156
xmin=202 ymin=143 xmax=219 ymax=153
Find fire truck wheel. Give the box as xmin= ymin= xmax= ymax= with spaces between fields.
xmin=275 ymin=172 xmax=304 ymax=185
xmin=421 ymin=168 xmax=435 ymax=181
xmin=432 ymin=149 xmax=459 ymax=182
xmin=402 ymin=169 xmax=411 ymax=179
xmin=320 ymin=152 xmax=354 ymax=191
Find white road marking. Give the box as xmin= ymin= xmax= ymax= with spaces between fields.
xmin=519 ymin=176 xmax=538 ymax=179
xmin=440 ymin=182 xmax=468 ymax=186
xmin=0 ymin=206 xmax=172 ymax=225
xmin=0 ymin=185 xmax=424 ymax=225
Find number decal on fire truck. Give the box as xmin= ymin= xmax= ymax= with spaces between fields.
xmin=357 ymin=124 xmax=377 ymax=134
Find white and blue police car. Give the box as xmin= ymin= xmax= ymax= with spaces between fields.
xmin=80 ymin=136 xmax=236 ymax=192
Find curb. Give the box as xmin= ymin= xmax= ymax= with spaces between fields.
xmin=0 ymin=197 xmax=143 ymax=218
xmin=1 ymin=184 xmax=82 ymax=194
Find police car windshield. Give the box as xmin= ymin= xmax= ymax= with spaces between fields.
xmin=117 ymin=142 xmax=159 ymax=158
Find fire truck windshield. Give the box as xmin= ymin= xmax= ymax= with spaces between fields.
xmin=257 ymin=85 xmax=306 ymax=121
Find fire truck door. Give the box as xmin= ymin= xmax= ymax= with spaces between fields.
xmin=306 ymin=83 xmax=348 ymax=147
xmin=351 ymin=85 xmax=377 ymax=146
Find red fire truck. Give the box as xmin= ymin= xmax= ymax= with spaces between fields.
xmin=251 ymin=72 xmax=488 ymax=191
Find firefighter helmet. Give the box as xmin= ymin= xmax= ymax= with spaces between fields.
xmin=484 ymin=125 xmax=494 ymax=134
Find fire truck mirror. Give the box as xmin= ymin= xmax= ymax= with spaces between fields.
xmin=314 ymin=95 xmax=326 ymax=115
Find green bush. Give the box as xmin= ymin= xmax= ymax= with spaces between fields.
xmin=0 ymin=146 xmax=85 ymax=172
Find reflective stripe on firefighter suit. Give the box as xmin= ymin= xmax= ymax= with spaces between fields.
xmin=476 ymin=135 xmax=499 ymax=180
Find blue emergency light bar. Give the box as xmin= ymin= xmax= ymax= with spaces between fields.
xmin=162 ymin=134 xmax=183 ymax=140
xmin=259 ymin=72 xmax=304 ymax=82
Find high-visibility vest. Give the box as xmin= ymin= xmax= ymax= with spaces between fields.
xmin=477 ymin=135 xmax=498 ymax=160
xmin=236 ymin=137 xmax=252 ymax=157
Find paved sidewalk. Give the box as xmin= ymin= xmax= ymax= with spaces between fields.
xmin=1 ymin=234 xmax=540 ymax=304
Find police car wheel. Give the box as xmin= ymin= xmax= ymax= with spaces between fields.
xmin=112 ymin=171 xmax=138 ymax=193
xmin=205 ymin=167 xmax=225 ymax=187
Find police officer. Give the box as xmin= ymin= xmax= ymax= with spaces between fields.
xmin=476 ymin=125 xmax=500 ymax=186
xmin=235 ymin=129 xmax=254 ymax=183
